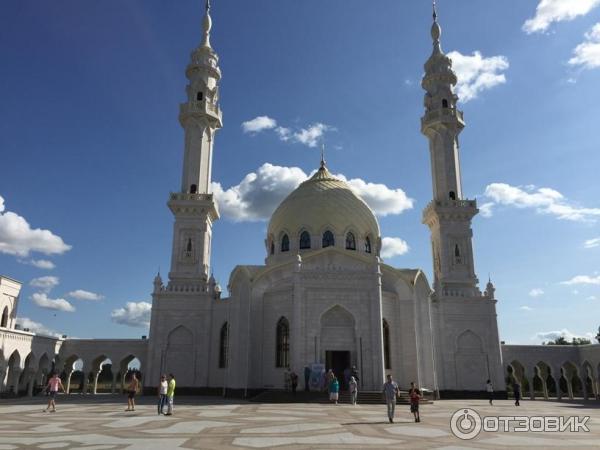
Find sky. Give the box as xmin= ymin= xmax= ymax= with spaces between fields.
xmin=0 ymin=0 xmax=599 ymax=344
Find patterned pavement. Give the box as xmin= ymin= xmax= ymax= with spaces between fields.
xmin=0 ymin=395 xmax=599 ymax=449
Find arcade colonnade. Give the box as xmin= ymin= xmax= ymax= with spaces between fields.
xmin=0 ymin=330 xmax=147 ymax=396
xmin=503 ymin=345 xmax=600 ymax=401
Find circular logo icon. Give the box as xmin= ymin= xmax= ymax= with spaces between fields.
xmin=450 ymin=408 xmax=482 ymax=440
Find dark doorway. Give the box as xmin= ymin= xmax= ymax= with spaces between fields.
xmin=325 ymin=350 xmax=351 ymax=390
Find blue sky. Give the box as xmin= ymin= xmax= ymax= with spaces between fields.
xmin=1 ymin=0 xmax=599 ymax=344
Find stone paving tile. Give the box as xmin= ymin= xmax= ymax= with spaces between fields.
xmin=0 ymin=396 xmax=598 ymax=449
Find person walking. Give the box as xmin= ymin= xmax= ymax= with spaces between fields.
xmin=514 ymin=382 xmax=521 ymax=406
xmin=158 ymin=374 xmax=168 ymax=415
xmin=382 ymin=374 xmax=399 ymax=423
xmin=486 ymin=379 xmax=494 ymax=405
xmin=290 ymin=371 xmax=298 ymax=395
xmin=349 ymin=376 xmax=358 ymax=405
xmin=304 ymin=366 xmax=311 ymax=391
xmin=329 ymin=375 xmax=340 ymax=404
xmin=125 ymin=372 xmax=139 ymax=412
xmin=165 ymin=373 xmax=176 ymax=415
xmin=408 ymin=381 xmax=421 ymax=423
xmin=43 ymin=373 xmax=64 ymax=412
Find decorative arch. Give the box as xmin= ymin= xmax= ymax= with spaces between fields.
xmin=0 ymin=306 xmax=8 ymax=328
xmin=299 ymin=230 xmax=311 ymax=250
xmin=455 ymin=330 xmax=486 ymax=391
xmin=456 ymin=330 xmax=483 ymax=352
xmin=219 ymin=322 xmax=229 ymax=368
xmin=320 ymin=305 xmax=355 ymax=328
xmin=275 ymin=317 xmax=290 ymax=368
xmin=364 ymin=235 xmax=372 ymax=253
xmin=281 ymin=234 xmax=290 ymax=252
xmin=382 ymin=319 xmax=391 ymax=370
xmin=345 ymin=232 xmax=356 ymax=250
xmin=322 ymin=230 xmax=335 ymax=248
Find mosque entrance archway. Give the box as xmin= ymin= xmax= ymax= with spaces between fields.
xmin=325 ymin=350 xmax=351 ymax=390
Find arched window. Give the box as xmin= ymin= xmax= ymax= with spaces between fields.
xmin=345 ymin=232 xmax=356 ymax=250
xmin=281 ymin=234 xmax=290 ymax=252
xmin=190 ymin=184 xmax=198 ymax=194
xmin=442 ymin=98 xmax=449 ymax=108
xmin=455 ymin=244 xmax=460 ymax=257
xmin=196 ymin=91 xmax=203 ymax=101
xmin=275 ymin=317 xmax=290 ymax=368
xmin=219 ymin=322 xmax=229 ymax=368
xmin=1 ymin=306 xmax=8 ymax=328
xmin=299 ymin=231 xmax=311 ymax=249
xmin=322 ymin=230 xmax=335 ymax=248
xmin=449 ymin=191 xmax=456 ymax=200
xmin=270 ymin=240 xmax=275 ymax=255
xmin=383 ymin=319 xmax=391 ymax=369
xmin=365 ymin=236 xmax=372 ymax=253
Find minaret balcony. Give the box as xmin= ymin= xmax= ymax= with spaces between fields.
xmin=421 ymin=107 xmax=464 ymax=130
xmin=168 ymin=192 xmax=220 ymax=221
xmin=422 ymin=198 xmax=478 ymax=224
xmin=179 ymin=100 xmax=223 ymax=127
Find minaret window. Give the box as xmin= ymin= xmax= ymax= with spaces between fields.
xmin=383 ymin=319 xmax=391 ymax=369
xmin=322 ymin=230 xmax=335 ymax=248
xmin=1 ymin=306 xmax=8 ymax=328
xmin=219 ymin=322 xmax=229 ymax=368
xmin=454 ymin=244 xmax=462 ymax=264
xmin=345 ymin=232 xmax=356 ymax=250
xmin=190 ymin=184 xmax=198 ymax=194
xmin=281 ymin=234 xmax=290 ymax=252
xmin=365 ymin=236 xmax=372 ymax=253
xmin=442 ymin=98 xmax=449 ymax=108
xmin=275 ymin=317 xmax=290 ymax=368
xmin=299 ymin=231 xmax=311 ymax=249
xmin=185 ymin=238 xmax=193 ymax=257
xmin=196 ymin=91 xmax=203 ymax=101
xmin=449 ymin=191 xmax=456 ymax=200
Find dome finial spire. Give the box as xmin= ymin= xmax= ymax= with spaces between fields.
xmin=320 ymin=143 xmax=326 ymax=169
xmin=433 ymin=0 xmax=437 ymax=22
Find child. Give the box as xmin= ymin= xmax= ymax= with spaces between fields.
xmin=409 ymin=381 xmax=421 ymax=423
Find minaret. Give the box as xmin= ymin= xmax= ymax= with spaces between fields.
xmin=167 ymin=0 xmax=222 ymax=287
xmin=421 ymin=3 xmax=480 ymax=299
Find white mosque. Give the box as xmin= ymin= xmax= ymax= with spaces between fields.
xmin=1 ymin=3 xmax=599 ymax=401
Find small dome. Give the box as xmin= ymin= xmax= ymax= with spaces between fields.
xmin=267 ymin=164 xmax=380 ymax=259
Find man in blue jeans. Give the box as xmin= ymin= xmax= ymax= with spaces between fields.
xmin=382 ymin=374 xmax=399 ymax=423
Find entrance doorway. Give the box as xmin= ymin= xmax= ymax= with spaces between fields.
xmin=325 ymin=350 xmax=351 ymax=390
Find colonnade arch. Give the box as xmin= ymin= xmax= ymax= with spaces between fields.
xmin=504 ymin=358 xmax=599 ymax=401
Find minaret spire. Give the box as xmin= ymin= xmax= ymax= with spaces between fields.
xmin=320 ymin=143 xmax=326 ymax=169
xmin=202 ymin=0 xmax=213 ymax=48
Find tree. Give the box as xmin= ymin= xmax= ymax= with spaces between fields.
xmin=544 ymin=336 xmax=591 ymax=346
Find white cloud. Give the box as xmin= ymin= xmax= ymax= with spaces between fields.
xmin=212 ymin=163 xmax=413 ymax=222
xmin=483 ymin=183 xmax=600 ymax=222
xmin=587 ymin=295 xmax=598 ymax=301
xmin=529 ymin=288 xmax=544 ymax=297
xmin=30 ymin=276 xmax=59 ymax=293
xmin=584 ymin=237 xmax=600 ymax=248
xmin=29 ymin=259 xmax=56 ymax=270
xmin=479 ymin=202 xmax=495 ymax=218
xmin=447 ymin=51 xmax=509 ymax=102
xmin=523 ymin=0 xmax=600 ymax=34
xmin=241 ymin=115 xmax=278 ymax=133
xmin=111 ymin=301 xmax=152 ymax=328
xmin=0 ymin=195 xmax=71 ymax=257
xmin=561 ymin=274 xmax=600 ymax=285
xmin=15 ymin=317 xmax=61 ymax=337
xmin=67 ymin=289 xmax=104 ymax=301
xmin=534 ymin=328 xmax=594 ymax=343
xmin=380 ymin=237 xmax=410 ymax=259
xmin=570 ymin=23 xmax=600 ymax=70
xmin=520 ymin=306 xmax=533 ymax=311
xmin=31 ymin=292 xmax=75 ymax=312
xmin=242 ymin=116 xmax=332 ymax=148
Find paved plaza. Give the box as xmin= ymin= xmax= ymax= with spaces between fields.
xmin=0 ymin=396 xmax=599 ymax=449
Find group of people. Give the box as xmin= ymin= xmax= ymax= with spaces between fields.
xmin=383 ymin=374 xmax=422 ymax=423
